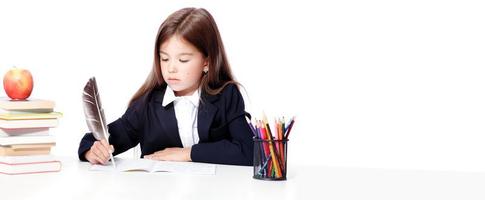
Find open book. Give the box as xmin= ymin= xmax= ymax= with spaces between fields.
xmin=90 ymin=158 xmax=216 ymax=175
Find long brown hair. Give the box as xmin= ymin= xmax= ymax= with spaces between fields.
xmin=129 ymin=7 xmax=237 ymax=106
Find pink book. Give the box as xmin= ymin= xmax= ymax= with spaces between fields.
xmin=0 ymin=155 xmax=61 ymax=175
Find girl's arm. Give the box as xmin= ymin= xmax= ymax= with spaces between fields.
xmin=191 ymin=116 xmax=254 ymax=166
xmin=191 ymin=84 xmax=254 ymax=166
xmin=78 ymin=97 xmax=146 ymax=161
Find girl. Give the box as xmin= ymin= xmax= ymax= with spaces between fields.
xmin=78 ymin=7 xmax=254 ymax=166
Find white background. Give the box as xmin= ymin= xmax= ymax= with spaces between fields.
xmin=1 ymin=0 xmax=484 ymax=172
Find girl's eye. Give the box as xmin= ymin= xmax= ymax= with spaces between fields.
xmin=179 ymin=59 xmax=189 ymax=63
xmin=161 ymin=58 xmax=169 ymax=62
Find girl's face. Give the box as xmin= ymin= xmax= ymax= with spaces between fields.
xmin=160 ymin=35 xmax=208 ymax=96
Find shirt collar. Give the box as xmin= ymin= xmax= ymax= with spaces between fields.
xmin=162 ymin=86 xmax=200 ymax=107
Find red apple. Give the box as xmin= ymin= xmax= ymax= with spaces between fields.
xmin=3 ymin=67 xmax=34 ymax=100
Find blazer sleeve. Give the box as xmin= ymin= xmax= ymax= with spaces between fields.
xmin=191 ymin=85 xmax=254 ymax=166
xmin=78 ymin=97 xmax=145 ymax=161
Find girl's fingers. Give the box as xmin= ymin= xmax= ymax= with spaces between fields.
xmin=91 ymin=147 xmax=106 ymax=163
xmin=153 ymin=149 xmax=169 ymax=155
xmin=86 ymin=151 xmax=97 ymax=164
xmin=86 ymin=140 xmax=115 ymax=165
xmin=100 ymin=139 xmax=109 ymax=147
xmin=99 ymin=140 xmax=113 ymax=155
xmin=87 ymin=150 xmax=106 ymax=165
xmin=92 ymin=144 xmax=111 ymax=164
xmin=144 ymin=154 xmax=163 ymax=160
xmin=93 ymin=153 xmax=106 ymax=165
xmin=93 ymin=142 xmax=110 ymax=159
xmin=148 ymin=155 xmax=163 ymax=161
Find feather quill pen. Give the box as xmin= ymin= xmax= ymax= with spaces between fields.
xmin=82 ymin=77 xmax=116 ymax=167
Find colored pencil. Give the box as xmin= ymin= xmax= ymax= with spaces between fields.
xmin=284 ymin=117 xmax=295 ymax=139
xmin=262 ymin=113 xmax=282 ymax=178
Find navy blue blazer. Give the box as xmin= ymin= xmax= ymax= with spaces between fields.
xmin=78 ymin=83 xmax=254 ymax=166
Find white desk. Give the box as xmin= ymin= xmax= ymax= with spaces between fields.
xmin=2 ymin=157 xmax=485 ymax=200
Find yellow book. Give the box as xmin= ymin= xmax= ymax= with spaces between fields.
xmin=0 ymin=143 xmax=54 ymax=156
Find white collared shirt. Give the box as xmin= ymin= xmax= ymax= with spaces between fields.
xmin=162 ymin=86 xmax=200 ymax=148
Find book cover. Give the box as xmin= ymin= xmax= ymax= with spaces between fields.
xmin=0 ymin=135 xmax=56 ymax=146
xmin=0 ymin=127 xmax=50 ymax=137
xmin=0 ymin=108 xmax=54 ymax=114
xmin=0 ymin=143 xmax=54 ymax=156
xmin=0 ymin=98 xmax=55 ymax=111
xmin=0 ymin=112 xmax=62 ymax=120
xmin=0 ymin=155 xmax=61 ymax=175
xmin=0 ymin=118 xmax=58 ymax=129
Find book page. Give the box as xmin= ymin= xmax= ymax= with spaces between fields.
xmin=153 ymin=161 xmax=216 ymax=175
xmin=89 ymin=158 xmax=216 ymax=175
xmin=117 ymin=158 xmax=155 ymax=172
xmin=90 ymin=158 xmax=153 ymax=172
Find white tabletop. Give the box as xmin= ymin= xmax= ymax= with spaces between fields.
xmin=2 ymin=157 xmax=485 ymax=200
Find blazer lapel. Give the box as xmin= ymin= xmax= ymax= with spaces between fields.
xmin=159 ymin=103 xmax=183 ymax=147
xmin=152 ymin=85 xmax=218 ymax=146
xmin=152 ymin=85 xmax=183 ymax=147
xmin=197 ymin=93 xmax=218 ymax=142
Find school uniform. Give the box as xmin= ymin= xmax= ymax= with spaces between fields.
xmin=78 ymin=83 xmax=254 ymax=166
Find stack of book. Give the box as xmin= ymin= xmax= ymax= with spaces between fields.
xmin=0 ymin=97 xmax=62 ymax=175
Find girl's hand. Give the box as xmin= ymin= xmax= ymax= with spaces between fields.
xmin=85 ymin=139 xmax=114 ymax=165
xmin=144 ymin=147 xmax=192 ymax=162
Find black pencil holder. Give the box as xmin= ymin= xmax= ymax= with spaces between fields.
xmin=253 ymin=137 xmax=288 ymax=181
